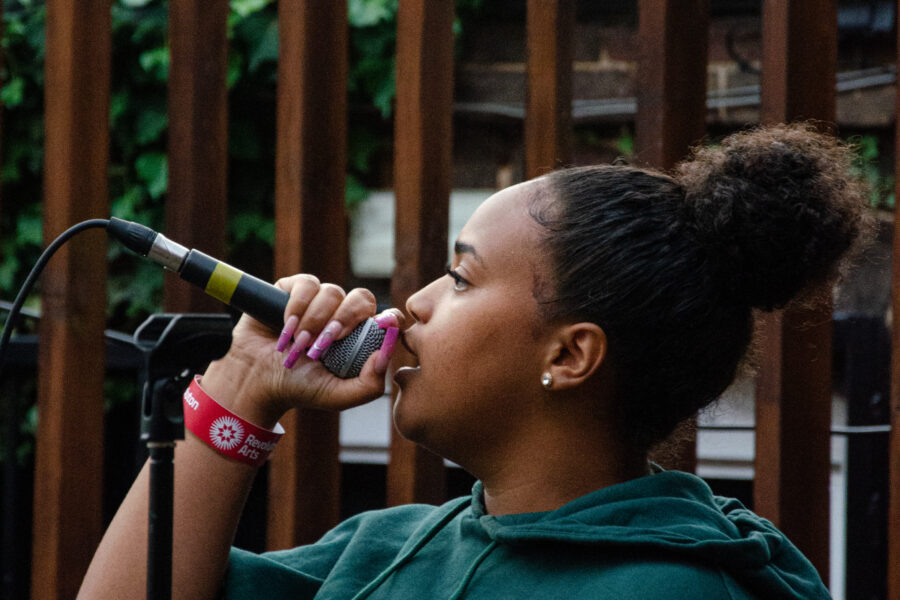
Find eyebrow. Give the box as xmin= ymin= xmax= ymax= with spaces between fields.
xmin=454 ymin=240 xmax=483 ymax=264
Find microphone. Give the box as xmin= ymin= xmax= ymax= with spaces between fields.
xmin=107 ymin=217 xmax=385 ymax=378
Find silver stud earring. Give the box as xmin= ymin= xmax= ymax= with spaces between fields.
xmin=540 ymin=372 xmax=553 ymax=389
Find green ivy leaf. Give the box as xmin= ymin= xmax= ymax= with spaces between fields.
xmin=230 ymin=212 xmax=274 ymax=245
xmin=345 ymin=173 xmax=369 ymax=208
xmin=248 ymin=18 xmax=279 ymax=72
xmin=135 ymin=106 xmax=167 ymax=145
xmin=371 ymin=64 xmax=396 ymax=118
xmin=0 ymin=252 xmax=20 ymax=290
xmin=139 ymin=46 xmax=169 ymax=81
xmin=1 ymin=77 xmax=25 ymax=107
xmin=227 ymin=51 xmax=243 ymax=89
xmin=231 ymin=0 xmax=273 ymax=18
xmin=348 ymin=0 xmax=396 ymax=27
xmin=112 ymin=186 xmax=145 ymax=221
xmin=17 ymin=207 xmax=43 ymax=246
xmin=135 ymin=152 xmax=168 ymax=199
xmin=22 ymin=404 xmax=38 ymax=437
xmin=616 ymin=127 xmax=634 ymax=156
xmin=109 ymin=90 xmax=130 ymax=127
xmin=348 ymin=126 xmax=382 ymax=173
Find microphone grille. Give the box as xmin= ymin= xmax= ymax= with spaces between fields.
xmin=321 ymin=318 xmax=385 ymax=379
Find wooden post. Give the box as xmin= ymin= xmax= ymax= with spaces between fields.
xmin=635 ymin=0 xmax=710 ymax=472
xmin=888 ymin=2 xmax=900 ymax=595
xmin=635 ymin=0 xmax=709 ymax=171
xmin=386 ymin=0 xmax=454 ymax=507
xmin=32 ymin=1 xmax=110 ymax=597
xmin=755 ymin=0 xmax=837 ymax=581
xmin=525 ymin=0 xmax=575 ymax=179
xmin=267 ymin=0 xmax=349 ymax=548
xmin=165 ymin=0 xmax=229 ymax=312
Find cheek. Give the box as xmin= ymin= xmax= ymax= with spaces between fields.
xmin=417 ymin=302 xmax=540 ymax=399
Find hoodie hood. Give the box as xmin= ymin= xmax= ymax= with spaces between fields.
xmin=474 ymin=470 xmax=828 ymax=599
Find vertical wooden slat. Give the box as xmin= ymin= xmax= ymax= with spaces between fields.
xmin=635 ymin=0 xmax=710 ymax=171
xmin=164 ymin=0 xmax=229 ymax=312
xmin=754 ymin=0 xmax=837 ymax=581
xmin=635 ymin=0 xmax=709 ymax=473
xmin=386 ymin=0 xmax=454 ymax=507
xmin=267 ymin=0 xmax=348 ymax=548
xmin=888 ymin=2 xmax=900 ymax=595
xmin=32 ymin=1 xmax=110 ymax=598
xmin=525 ymin=0 xmax=575 ymax=179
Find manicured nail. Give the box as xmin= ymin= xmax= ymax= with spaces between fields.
xmin=375 ymin=327 xmax=399 ymax=373
xmin=284 ymin=330 xmax=312 ymax=369
xmin=307 ymin=320 xmax=341 ymax=361
xmin=374 ymin=313 xmax=398 ymax=329
xmin=276 ymin=315 xmax=299 ymax=352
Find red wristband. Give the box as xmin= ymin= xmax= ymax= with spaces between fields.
xmin=183 ymin=376 xmax=284 ymax=467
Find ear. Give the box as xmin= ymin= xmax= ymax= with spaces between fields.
xmin=542 ymin=323 xmax=608 ymax=391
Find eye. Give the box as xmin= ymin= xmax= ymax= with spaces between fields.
xmin=445 ymin=267 xmax=470 ymax=292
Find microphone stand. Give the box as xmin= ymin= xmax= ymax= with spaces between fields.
xmin=134 ymin=314 xmax=234 ymax=600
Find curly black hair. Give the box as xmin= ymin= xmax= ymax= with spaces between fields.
xmin=533 ymin=123 xmax=870 ymax=453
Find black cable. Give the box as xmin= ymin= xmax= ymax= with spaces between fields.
xmin=0 ymin=218 xmax=110 ymax=379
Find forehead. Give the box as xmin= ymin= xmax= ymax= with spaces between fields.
xmin=460 ymin=180 xmax=541 ymax=239
xmin=456 ymin=179 xmax=546 ymax=270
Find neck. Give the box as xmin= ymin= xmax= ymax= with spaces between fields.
xmin=474 ymin=413 xmax=649 ymax=516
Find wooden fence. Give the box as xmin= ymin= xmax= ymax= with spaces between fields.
xmin=10 ymin=0 xmax=898 ymax=598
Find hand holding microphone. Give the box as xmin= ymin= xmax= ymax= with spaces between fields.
xmin=107 ymin=217 xmax=400 ymax=381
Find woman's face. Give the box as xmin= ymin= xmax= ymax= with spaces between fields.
xmin=393 ymin=179 xmax=554 ymax=464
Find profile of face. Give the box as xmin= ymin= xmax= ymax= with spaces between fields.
xmin=393 ymin=179 xmax=556 ymax=466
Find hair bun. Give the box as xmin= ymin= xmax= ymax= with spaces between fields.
xmin=676 ymin=123 xmax=869 ymax=311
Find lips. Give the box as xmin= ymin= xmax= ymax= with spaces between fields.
xmin=400 ymin=330 xmax=419 ymax=360
xmin=393 ymin=330 xmax=421 ymax=386
xmin=393 ymin=364 xmax=420 ymax=386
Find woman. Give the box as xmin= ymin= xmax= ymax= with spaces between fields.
xmin=80 ymin=124 xmax=867 ymax=599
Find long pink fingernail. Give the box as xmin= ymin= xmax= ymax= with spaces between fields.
xmin=284 ymin=330 xmax=312 ymax=369
xmin=374 ymin=327 xmax=399 ymax=373
xmin=307 ymin=320 xmax=341 ymax=361
xmin=374 ymin=313 xmax=398 ymax=329
xmin=277 ymin=315 xmax=299 ymax=352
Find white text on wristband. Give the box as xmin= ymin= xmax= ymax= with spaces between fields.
xmin=183 ymin=376 xmax=284 ymax=467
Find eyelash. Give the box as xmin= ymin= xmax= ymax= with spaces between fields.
xmin=445 ymin=266 xmax=470 ymax=291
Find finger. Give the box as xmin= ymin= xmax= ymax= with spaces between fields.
xmin=374 ymin=326 xmax=400 ymax=373
xmin=303 ymin=287 xmax=378 ymax=362
xmin=275 ymin=274 xmax=321 ymax=323
xmin=283 ymin=287 xmax=378 ymax=370
xmin=310 ymin=324 xmax=398 ymax=408
xmin=280 ymin=283 xmax=346 ymax=366
xmin=269 ymin=275 xmax=320 ymax=351
xmin=373 ymin=308 xmax=406 ymax=330
xmin=310 ymin=349 xmax=389 ymax=409
xmin=333 ymin=288 xmax=379 ymax=336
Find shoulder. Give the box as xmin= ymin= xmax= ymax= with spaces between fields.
xmin=590 ymin=556 xmax=751 ymax=600
xmin=254 ymin=500 xmax=459 ymax=570
xmin=224 ymin=497 xmax=471 ymax=597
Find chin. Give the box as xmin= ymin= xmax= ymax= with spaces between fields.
xmin=391 ymin=395 xmax=471 ymax=471
xmin=391 ymin=391 xmax=429 ymax=443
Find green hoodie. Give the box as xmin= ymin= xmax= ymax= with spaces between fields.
xmin=223 ymin=470 xmax=830 ymax=599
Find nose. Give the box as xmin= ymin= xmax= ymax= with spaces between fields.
xmin=405 ymin=275 xmax=441 ymax=324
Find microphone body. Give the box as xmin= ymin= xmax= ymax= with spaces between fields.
xmin=107 ymin=217 xmax=384 ymax=377
xmin=179 ymin=249 xmax=288 ymax=332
